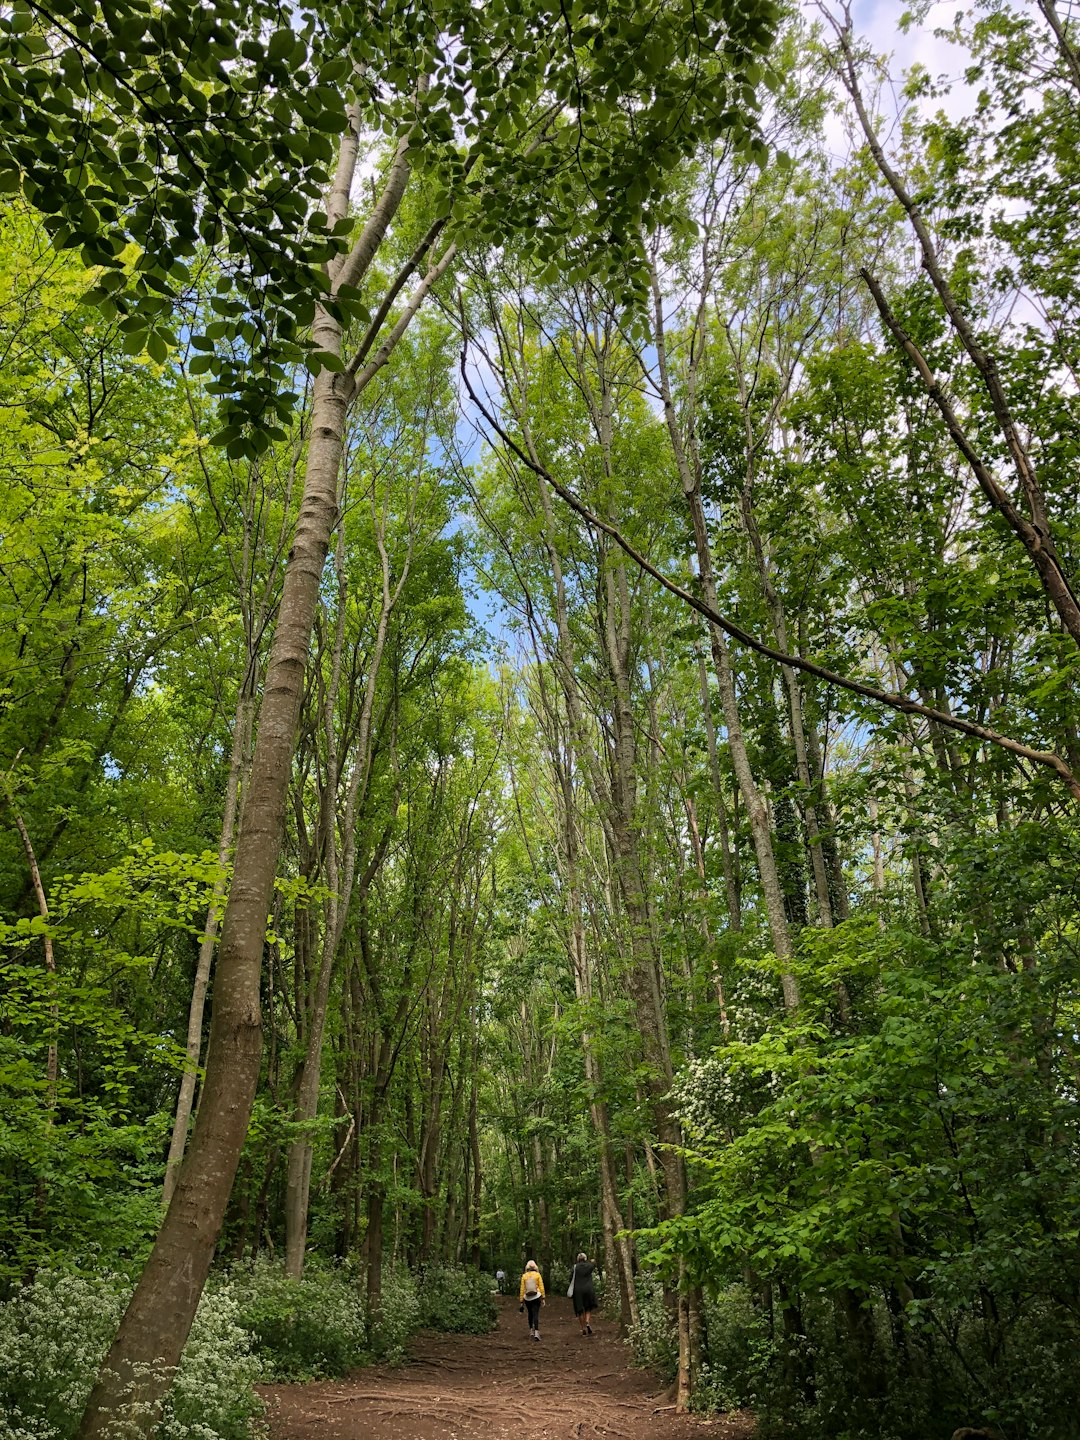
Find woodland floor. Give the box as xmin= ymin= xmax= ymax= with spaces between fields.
xmin=260 ymin=1295 xmax=755 ymax=1440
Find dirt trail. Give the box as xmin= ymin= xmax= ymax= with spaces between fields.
xmin=261 ymin=1295 xmax=754 ymax=1440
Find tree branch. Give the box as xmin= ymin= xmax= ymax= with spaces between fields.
xmin=458 ymin=333 xmax=1080 ymax=804
xmin=345 ymin=242 xmax=458 ymax=391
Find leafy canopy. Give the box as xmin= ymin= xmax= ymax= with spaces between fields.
xmin=0 ymin=0 xmax=780 ymax=448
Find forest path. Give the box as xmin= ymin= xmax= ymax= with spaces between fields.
xmin=260 ymin=1295 xmax=754 ymax=1440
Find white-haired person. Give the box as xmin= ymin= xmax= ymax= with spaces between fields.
xmin=568 ymin=1252 xmax=597 ymax=1335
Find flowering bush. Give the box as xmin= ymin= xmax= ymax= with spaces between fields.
xmin=371 ymin=1269 xmax=421 ymax=1362
xmin=0 ymin=1270 xmax=261 ymax=1440
xmin=167 ymin=1284 xmax=263 ymax=1440
xmin=0 ymin=1269 xmax=121 ymax=1440
xmin=0 ymin=1258 xmax=498 ymax=1440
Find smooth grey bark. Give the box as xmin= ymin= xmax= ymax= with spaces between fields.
xmin=77 ymin=116 xmax=419 ymax=1439
xmin=164 ymin=394 xmax=304 ymax=1208
xmin=283 ymin=524 xmax=348 ymax=1279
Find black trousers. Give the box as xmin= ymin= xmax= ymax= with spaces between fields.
xmin=524 ymin=1296 xmax=541 ymax=1329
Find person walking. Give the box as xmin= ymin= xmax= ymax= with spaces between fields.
xmin=518 ymin=1259 xmax=545 ymax=1340
xmin=495 ymin=1268 xmax=507 ymax=1295
xmin=568 ymin=1252 xmax=598 ymax=1335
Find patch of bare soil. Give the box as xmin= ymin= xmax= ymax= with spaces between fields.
xmin=260 ymin=1295 xmax=755 ymax=1440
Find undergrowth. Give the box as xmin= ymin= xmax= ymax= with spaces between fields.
xmin=0 ymin=1269 xmax=261 ymax=1440
xmin=0 ymin=1261 xmax=496 ymax=1439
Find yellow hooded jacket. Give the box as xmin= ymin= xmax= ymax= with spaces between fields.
xmin=519 ymin=1269 xmax=545 ymax=1301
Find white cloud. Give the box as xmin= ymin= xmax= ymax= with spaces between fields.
xmin=812 ymin=0 xmax=979 ymax=160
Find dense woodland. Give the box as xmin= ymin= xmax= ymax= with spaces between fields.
xmin=1 ymin=0 xmax=1079 ymax=1437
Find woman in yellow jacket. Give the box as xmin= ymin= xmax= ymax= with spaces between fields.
xmin=518 ymin=1259 xmax=546 ymax=1340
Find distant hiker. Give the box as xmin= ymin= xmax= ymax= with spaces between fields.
xmin=567 ymin=1251 xmax=597 ymax=1334
xmin=518 ymin=1259 xmax=546 ymax=1340
xmin=495 ymin=1267 xmax=507 ymax=1294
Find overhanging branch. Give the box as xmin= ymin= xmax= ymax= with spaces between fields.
xmin=458 ymin=330 xmax=1080 ymax=804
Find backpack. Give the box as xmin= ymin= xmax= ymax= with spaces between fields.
xmin=523 ymin=1272 xmax=540 ymax=1298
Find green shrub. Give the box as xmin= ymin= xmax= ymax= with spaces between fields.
xmin=222 ymin=1260 xmax=494 ymax=1378
xmin=0 ymin=1269 xmax=120 ymax=1440
xmin=686 ymin=1285 xmax=1080 ymax=1440
xmin=693 ymin=1285 xmax=777 ymax=1413
xmin=0 ymin=1269 xmax=261 ymax=1440
xmin=0 ymin=1257 xmax=498 ymax=1440
xmin=225 ymin=1259 xmax=367 ymax=1381
xmin=626 ymin=1273 xmax=677 ymax=1382
xmin=412 ymin=1265 xmax=496 ymax=1335
xmin=167 ymin=1285 xmax=264 ymax=1440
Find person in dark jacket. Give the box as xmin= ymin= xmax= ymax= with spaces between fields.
xmin=568 ymin=1252 xmax=597 ymax=1334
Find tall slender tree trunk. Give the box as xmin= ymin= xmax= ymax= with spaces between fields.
xmin=163 ymin=691 xmax=254 ymax=1209
xmin=869 ymin=795 xmax=886 ymax=899
xmin=551 ymin=714 xmax=639 ymax=1328
xmin=164 ymin=435 xmax=294 ymax=1209
xmin=418 ymin=1034 xmax=445 ymax=1262
xmin=804 ymin=714 xmax=849 ymax=921
xmin=683 ymin=788 xmax=731 ymax=1028
xmin=649 ymin=267 xmax=798 ymax=1008
xmin=14 ymin=815 xmax=58 ymax=1112
xmin=567 ymin=830 xmax=638 ymax=1329
xmin=696 ymin=652 xmax=741 ymax=930
xmin=366 ymin=1159 xmax=385 ymax=1316
xmin=283 ymin=527 xmax=349 ymax=1277
xmin=467 ymin=1025 xmax=483 ymax=1269
xmin=737 ymin=479 xmax=833 ymax=926
xmin=599 ymin=524 xmax=693 ymax=1392
xmin=77 ymin=119 xmax=416 ymax=1440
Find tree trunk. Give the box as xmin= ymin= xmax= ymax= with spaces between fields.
xmin=649 ymin=265 xmax=798 ymax=1009
xmin=468 ymin=1029 xmax=483 ymax=1269
xmin=804 ymin=715 xmax=849 ymax=921
xmin=163 ymin=691 xmax=254 ymax=1209
xmin=696 ymin=652 xmax=741 ymax=930
xmin=737 ymin=480 xmax=833 ymax=926
xmin=285 ymin=530 xmax=349 ymax=1279
xmin=366 ymin=1178 xmax=385 ymax=1317
xmin=76 ymin=118 xmax=416 ymax=1439
xmin=14 ymin=814 xmax=58 ymax=1113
